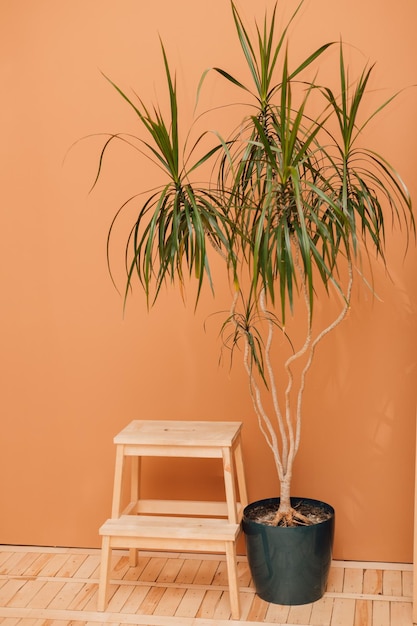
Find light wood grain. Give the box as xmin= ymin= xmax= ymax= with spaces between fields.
xmin=0 ymin=545 xmax=413 ymax=625
xmin=100 ymin=419 xmax=248 ymax=619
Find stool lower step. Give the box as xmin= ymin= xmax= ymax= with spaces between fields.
xmin=99 ymin=514 xmax=240 ymax=541
xmin=98 ymin=514 xmax=242 ymax=618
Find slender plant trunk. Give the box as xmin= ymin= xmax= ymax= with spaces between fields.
xmin=278 ymin=472 xmax=292 ymax=513
xmin=237 ymin=261 xmax=353 ymax=526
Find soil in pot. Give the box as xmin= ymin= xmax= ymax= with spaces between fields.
xmin=245 ymin=499 xmax=333 ymax=526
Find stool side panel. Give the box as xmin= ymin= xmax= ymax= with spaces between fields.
xmin=120 ymin=444 xmax=224 ymax=458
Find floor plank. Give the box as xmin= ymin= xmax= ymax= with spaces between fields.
xmin=0 ymin=578 xmax=27 ymax=605
xmin=47 ymin=581 xmax=85 ymax=610
xmin=29 ymin=580 xmax=66 ymax=609
xmin=136 ymin=584 xmax=166 ymax=614
xmin=197 ymin=588 xmax=223 ymax=618
xmin=0 ymin=546 xmax=413 ymax=625
xmin=383 ymin=569 xmax=402 ymax=596
xmin=193 ymin=559 xmax=219 ymax=585
xmin=212 ymin=590 xmax=233 ymax=619
xmin=330 ymin=597 xmax=356 ymax=626
xmin=343 ymin=568 xmax=364 ymax=594
xmin=246 ymin=593 xmax=269 ymax=622
xmin=403 ymin=570 xmax=413 ymax=597
xmin=157 ymin=557 xmax=185 ymax=583
xmin=372 ymin=599 xmax=391 ymax=626
xmin=309 ymin=595 xmax=334 ymax=626
xmin=362 ymin=568 xmax=383 ymax=595
xmin=326 ymin=566 xmax=344 ymax=593
xmin=122 ymin=556 xmax=151 ymax=582
xmin=106 ymin=583 xmax=137 ymax=613
xmin=152 ymin=586 xmax=186 ymax=616
xmin=4 ymin=579 xmax=46 ymax=608
xmin=56 ymin=554 xmax=88 ymax=578
xmin=118 ymin=584 xmax=151 ymax=613
xmin=353 ymin=598 xmax=372 ymax=626
xmin=174 ymin=557 xmax=201 ymax=584
xmin=287 ymin=602 xmax=313 ymax=624
xmin=175 ymin=586 xmax=206 ymax=617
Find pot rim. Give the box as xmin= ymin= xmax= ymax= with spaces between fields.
xmin=243 ymin=496 xmax=335 ymax=527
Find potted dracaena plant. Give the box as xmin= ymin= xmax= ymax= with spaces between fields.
xmin=92 ymin=0 xmax=413 ymax=605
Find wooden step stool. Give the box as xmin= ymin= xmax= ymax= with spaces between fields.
xmin=97 ymin=420 xmax=248 ymax=619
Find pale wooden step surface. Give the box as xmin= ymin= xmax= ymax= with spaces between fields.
xmin=0 ymin=544 xmax=413 ymax=625
xmin=99 ymin=515 xmax=240 ymax=542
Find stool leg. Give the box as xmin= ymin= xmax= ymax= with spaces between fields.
xmin=222 ymin=446 xmax=238 ymax=523
xmin=130 ymin=456 xmax=141 ymax=509
xmin=234 ymin=439 xmax=248 ymax=509
xmin=97 ymin=535 xmax=111 ymax=611
xmin=129 ymin=548 xmax=138 ymax=566
xmin=111 ymin=446 xmax=125 ymax=518
xmin=225 ymin=541 xmax=240 ymax=620
xmin=129 ymin=454 xmax=140 ymax=565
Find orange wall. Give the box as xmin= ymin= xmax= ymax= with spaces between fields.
xmin=1 ymin=0 xmax=417 ymax=562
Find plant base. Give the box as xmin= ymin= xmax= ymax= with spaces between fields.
xmin=242 ymin=497 xmax=335 ymax=605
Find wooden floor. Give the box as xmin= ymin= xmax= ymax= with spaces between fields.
xmin=0 ymin=545 xmax=413 ymax=625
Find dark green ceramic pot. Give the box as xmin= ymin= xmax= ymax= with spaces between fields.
xmin=242 ymin=497 xmax=335 ymax=605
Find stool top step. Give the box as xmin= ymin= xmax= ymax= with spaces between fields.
xmin=113 ymin=420 xmax=243 ymax=447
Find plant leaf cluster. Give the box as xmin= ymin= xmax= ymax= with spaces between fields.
xmin=94 ymin=0 xmax=413 ymax=349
